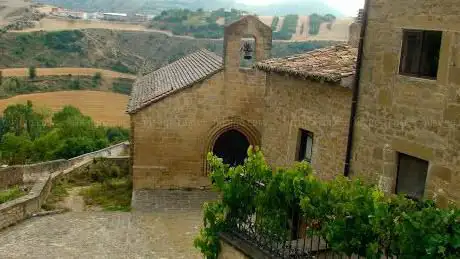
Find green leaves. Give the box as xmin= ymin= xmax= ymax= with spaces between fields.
xmin=0 ymin=102 xmax=129 ymax=164
xmin=196 ymin=148 xmax=460 ymax=259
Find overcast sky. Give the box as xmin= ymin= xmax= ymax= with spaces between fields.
xmin=238 ymin=0 xmax=365 ymax=16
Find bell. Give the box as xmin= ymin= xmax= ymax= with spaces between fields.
xmin=242 ymin=42 xmax=253 ymax=60
xmin=244 ymin=51 xmax=253 ymax=60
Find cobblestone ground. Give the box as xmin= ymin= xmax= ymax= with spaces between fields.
xmin=0 ymin=211 xmax=203 ymax=259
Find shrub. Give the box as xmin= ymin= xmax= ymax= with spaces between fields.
xmin=68 ymin=79 xmax=81 ymax=90
xmin=0 ymin=186 xmax=25 ymax=204
xmin=79 ymin=177 xmax=132 ymax=211
xmin=195 ymin=148 xmax=460 ymax=259
xmin=92 ymin=72 xmax=102 ymax=87
xmin=111 ymin=79 xmax=133 ymax=95
xmin=28 ymin=66 xmax=37 ymax=79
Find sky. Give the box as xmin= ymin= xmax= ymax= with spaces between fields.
xmin=237 ymin=0 xmax=365 ymax=16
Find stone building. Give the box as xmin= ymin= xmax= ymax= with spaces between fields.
xmin=349 ymin=0 xmax=460 ymax=205
xmin=128 ymin=15 xmax=357 ymax=197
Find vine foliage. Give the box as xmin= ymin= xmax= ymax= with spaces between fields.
xmin=194 ymin=147 xmax=460 ymax=259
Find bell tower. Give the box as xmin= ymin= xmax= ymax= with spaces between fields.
xmin=223 ymin=15 xmax=272 ymax=71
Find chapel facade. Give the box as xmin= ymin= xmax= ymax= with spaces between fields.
xmin=128 ymin=16 xmax=356 ymax=191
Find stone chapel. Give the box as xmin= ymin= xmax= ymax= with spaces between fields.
xmin=127 ymin=15 xmax=357 ymax=194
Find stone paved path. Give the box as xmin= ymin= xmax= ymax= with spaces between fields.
xmin=0 ymin=211 xmax=203 ymax=259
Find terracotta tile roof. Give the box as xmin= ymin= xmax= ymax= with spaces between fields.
xmin=255 ymin=44 xmax=358 ymax=83
xmin=127 ymin=49 xmax=223 ymax=113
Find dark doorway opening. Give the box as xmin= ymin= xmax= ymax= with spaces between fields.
xmin=212 ymin=129 xmax=250 ymax=166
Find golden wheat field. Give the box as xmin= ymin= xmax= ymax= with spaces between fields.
xmin=0 ymin=91 xmax=130 ymax=127
xmin=1 ymin=68 xmax=136 ymax=79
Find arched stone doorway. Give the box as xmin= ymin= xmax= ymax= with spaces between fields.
xmin=203 ymin=117 xmax=261 ymax=175
xmin=212 ymin=129 xmax=250 ymax=166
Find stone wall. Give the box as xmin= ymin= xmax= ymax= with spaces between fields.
xmin=351 ymin=0 xmax=460 ymax=205
xmin=348 ymin=22 xmax=361 ymax=48
xmin=0 ymin=175 xmax=52 ymax=230
xmin=0 ymin=167 xmax=23 ymax=189
xmin=218 ymin=233 xmax=274 ymax=259
xmin=0 ymin=155 xmax=129 ymax=230
xmin=0 ymin=159 xmax=69 ymax=189
xmin=219 ymin=240 xmax=250 ymax=259
xmin=131 ymin=189 xmax=218 ymax=212
xmin=262 ymin=73 xmax=352 ymax=180
xmin=131 ymin=16 xmax=271 ymax=190
xmin=69 ymin=141 xmax=129 ymax=166
xmin=0 ymin=142 xmax=129 ymax=189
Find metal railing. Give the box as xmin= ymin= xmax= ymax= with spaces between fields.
xmin=224 ymin=210 xmax=394 ymax=259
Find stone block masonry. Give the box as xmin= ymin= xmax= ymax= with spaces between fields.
xmin=0 ymin=159 xmax=70 ymax=189
xmin=350 ymin=0 xmax=460 ymax=205
xmin=132 ymin=189 xmax=219 ymax=212
xmin=0 ymin=175 xmax=52 ymax=230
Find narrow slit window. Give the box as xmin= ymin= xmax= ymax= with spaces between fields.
xmin=297 ymin=129 xmax=313 ymax=162
xmin=399 ymin=30 xmax=442 ymax=79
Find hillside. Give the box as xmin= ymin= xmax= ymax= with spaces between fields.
xmin=32 ymin=0 xmax=341 ymax=16
xmin=0 ymin=29 xmax=338 ymax=74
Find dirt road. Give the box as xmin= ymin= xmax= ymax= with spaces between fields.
xmin=0 ymin=67 xmax=137 ymax=79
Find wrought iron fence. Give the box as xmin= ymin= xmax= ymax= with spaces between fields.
xmin=224 ymin=210 xmax=394 ymax=259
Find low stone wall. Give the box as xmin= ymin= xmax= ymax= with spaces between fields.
xmin=132 ymin=189 xmax=218 ymax=212
xmin=218 ymin=233 xmax=273 ymax=259
xmin=0 ymin=143 xmax=130 ymax=231
xmin=0 ymin=175 xmax=52 ymax=230
xmin=219 ymin=239 xmax=250 ymax=259
xmin=0 ymin=159 xmax=69 ymax=189
xmin=0 ymin=142 xmax=130 ymax=189
xmin=0 ymin=167 xmax=23 ymax=189
xmin=22 ymin=160 xmax=70 ymax=184
xmin=69 ymin=141 xmax=129 ymax=166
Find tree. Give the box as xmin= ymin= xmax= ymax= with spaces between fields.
xmin=0 ymin=133 xmax=32 ymax=164
xmin=0 ymin=102 xmax=130 ymax=164
xmin=29 ymin=66 xmax=37 ymax=79
xmin=106 ymin=127 xmax=130 ymax=143
xmin=92 ymin=72 xmax=102 ymax=87
xmin=3 ymin=100 xmax=45 ymax=138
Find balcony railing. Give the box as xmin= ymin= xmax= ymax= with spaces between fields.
xmin=224 ymin=210 xmax=395 ymax=259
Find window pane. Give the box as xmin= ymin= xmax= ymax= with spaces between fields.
xmin=297 ymin=129 xmax=313 ymax=162
xmin=305 ymin=135 xmax=313 ymax=162
xmin=420 ymin=31 xmax=442 ymax=78
xmin=400 ymin=31 xmax=423 ymax=75
xmin=396 ymin=153 xmax=429 ymax=199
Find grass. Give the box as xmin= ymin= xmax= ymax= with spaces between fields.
xmin=80 ymin=178 xmax=132 ymax=212
xmin=41 ymin=180 xmax=71 ymax=210
xmin=0 ymin=186 xmax=26 ymax=204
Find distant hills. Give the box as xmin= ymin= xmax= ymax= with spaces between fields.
xmin=243 ymin=1 xmax=342 ymax=17
xmin=32 ymin=0 xmax=342 ymax=16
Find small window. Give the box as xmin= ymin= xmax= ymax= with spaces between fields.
xmin=297 ymin=130 xmax=313 ymax=162
xmin=396 ymin=153 xmax=429 ymax=200
xmin=399 ymin=30 xmax=442 ymax=79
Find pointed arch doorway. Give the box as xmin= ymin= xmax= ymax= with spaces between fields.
xmin=212 ymin=129 xmax=250 ymax=166
xmin=204 ymin=118 xmax=261 ymax=174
